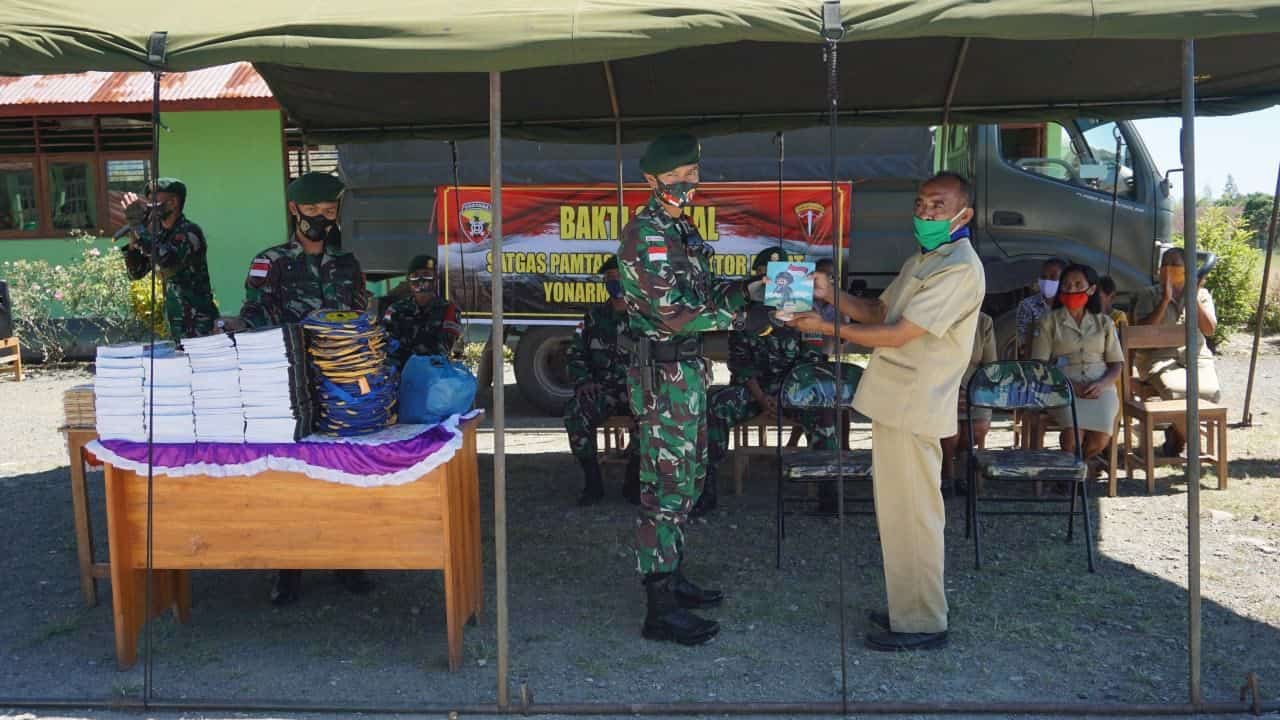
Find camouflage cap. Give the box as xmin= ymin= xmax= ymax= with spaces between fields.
xmin=598 ymin=255 xmax=619 ymax=275
xmin=149 ymin=177 xmax=187 ymax=203
xmin=287 ymin=172 xmax=345 ymax=204
xmin=639 ymin=133 xmax=700 ymax=176
xmin=751 ymin=246 xmax=785 ymax=271
xmin=407 ymin=254 xmax=437 ymax=276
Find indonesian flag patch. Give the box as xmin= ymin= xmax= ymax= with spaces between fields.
xmin=249 ymin=259 xmax=271 ymax=278
xmin=647 ymin=246 xmax=667 ymax=261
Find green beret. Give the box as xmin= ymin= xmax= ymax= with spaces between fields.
xmin=407 ymin=254 xmax=437 ymax=275
xmin=150 ymin=177 xmax=187 ymax=203
xmin=598 ymin=255 xmax=618 ymax=274
xmin=752 ymin=246 xmax=785 ymax=271
xmin=288 ymin=172 xmax=345 ymax=204
xmin=639 ymin=133 xmax=701 ymax=176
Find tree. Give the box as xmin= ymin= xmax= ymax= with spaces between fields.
xmin=1241 ymin=191 xmax=1276 ymax=246
xmin=1199 ymin=182 xmax=1215 ymax=205
xmin=1218 ymin=174 xmax=1242 ymax=206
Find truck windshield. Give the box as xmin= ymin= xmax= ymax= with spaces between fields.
xmin=999 ymin=119 xmax=1136 ymax=201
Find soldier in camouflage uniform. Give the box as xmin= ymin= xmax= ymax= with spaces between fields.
xmin=698 ymin=247 xmax=838 ymax=517
xmin=230 ymin=171 xmax=373 ymax=606
xmin=618 ymin=134 xmax=773 ymax=646
xmin=381 ymin=254 xmax=462 ymax=367
xmin=564 ymin=256 xmax=640 ymax=507
xmin=120 ymin=178 xmax=219 ymax=341
xmin=236 ymin=172 xmax=368 ymax=330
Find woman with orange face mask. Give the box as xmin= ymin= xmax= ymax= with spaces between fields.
xmin=1031 ymin=264 xmax=1124 ymax=469
xmin=1133 ymin=248 xmax=1221 ymax=456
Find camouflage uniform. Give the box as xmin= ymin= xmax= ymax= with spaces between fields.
xmin=122 ymin=216 xmax=219 ymax=340
xmin=381 ymin=295 xmax=463 ymax=367
xmin=619 ymin=195 xmax=751 ymax=576
xmin=238 ymin=239 xmax=368 ymax=328
xmin=564 ymin=303 xmax=633 ymax=463
xmin=706 ymin=326 xmax=836 ymax=477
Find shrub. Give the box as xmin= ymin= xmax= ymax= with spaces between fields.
xmin=1175 ymin=207 xmax=1261 ymax=345
xmin=1 ymin=233 xmax=166 ymax=361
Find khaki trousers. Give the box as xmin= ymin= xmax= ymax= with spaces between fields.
xmin=871 ymin=421 xmax=948 ymax=634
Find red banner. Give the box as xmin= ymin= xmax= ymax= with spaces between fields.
xmin=434 ymin=182 xmax=849 ymax=320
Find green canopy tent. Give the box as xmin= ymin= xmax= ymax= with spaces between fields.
xmin=3 ymin=1 xmax=1280 ymax=715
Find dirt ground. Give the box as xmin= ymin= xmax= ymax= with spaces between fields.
xmin=1 ymin=333 xmax=1278 ymax=716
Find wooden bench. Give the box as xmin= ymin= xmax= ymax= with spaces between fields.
xmin=731 ymin=413 xmax=804 ymax=495
xmin=598 ymin=415 xmax=634 ymax=466
xmin=0 ymin=336 xmax=21 ymax=381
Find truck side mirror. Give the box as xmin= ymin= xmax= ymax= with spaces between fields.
xmin=1161 ymin=168 xmax=1184 ymax=198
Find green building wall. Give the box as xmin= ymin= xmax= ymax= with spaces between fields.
xmin=158 ymin=110 xmax=287 ymax=313
xmin=0 ymin=109 xmax=286 ymax=318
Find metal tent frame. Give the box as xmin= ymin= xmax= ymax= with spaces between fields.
xmin=1 ymin=6 xmax=1277 ymax=716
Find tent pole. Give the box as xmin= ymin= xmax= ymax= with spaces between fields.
xmin=1179 ymin=38 xmax=1203 ymax=709
xmin=1240 ymin=161 xmax=1280 ymax=425
xmin=489 ymin=69 xmax=510 ymax=710
xmin=604 ymin=62 xmax=624 ymax=239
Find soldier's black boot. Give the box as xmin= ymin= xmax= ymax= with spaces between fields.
xmin=642 ymin=573 xmax=719 ymax=645
xmin=621 ymin=453 xmax=641 ymax=505
xmin=271 ymin=569 xmax=302 ymax=606
xmin=576 ymin=457 xmax=605 ymax=506
xmin=689 ymin=471 xmax=718 ymax=518
xmin=335 ymin=569 xmax=375 ymax=595
xmin=672 ymin=568 xmax=724 ymax=609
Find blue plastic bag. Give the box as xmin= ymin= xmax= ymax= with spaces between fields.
xmin=399 ymin=355 xmax=477 ymax=425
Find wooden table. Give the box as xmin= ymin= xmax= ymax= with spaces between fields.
xmin=62 ymin=426 xmax=109 ymax=607
xmin=102 ymin=415 xmax=483 ymax=671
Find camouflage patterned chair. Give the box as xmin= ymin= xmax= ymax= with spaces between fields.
xmin=965 ymin=360 xmax=1094 ymax=572
xmin=774 ymin=361 xmax=871 ymax=568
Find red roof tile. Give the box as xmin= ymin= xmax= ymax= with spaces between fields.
xmin=0 ymin=62 xmax=274 ymax=108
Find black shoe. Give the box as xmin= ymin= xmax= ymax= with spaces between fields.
xmin=867 ymin=609 xmax=890 ymax=630
xmin=622 ymin=453 xmax=641 ymax=505
xmin=672 ymin=570 xmax=724 ymax=609
xmin=642 ymin=573 xmax=719 ymax=645
xmin=271 ymin=570 xmax=302 ymax=606
xmin=576 ymin=458 xmax=605 ymax=507
xmin=689 ymin=473 xmax=718 ymax=519
xmin=864 ymin=629 xmax=948 ymax=652
xmin=335 ymin=570 xmax=375 ymax=595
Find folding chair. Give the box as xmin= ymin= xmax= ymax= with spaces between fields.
xmin=964 ymin=360 xmax=1094 ymax=572
xmin=774 ymin=361 xmax=871 ymax=568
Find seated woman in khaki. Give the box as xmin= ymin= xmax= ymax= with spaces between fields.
xmin=1133 ymin=248 xmax=1221 ymax=456
xmin=1031 ymin=264 xmax=1123 ymax=464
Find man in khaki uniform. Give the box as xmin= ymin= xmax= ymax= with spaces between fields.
xmin=787 ymin=172 xmax=985 ymax=651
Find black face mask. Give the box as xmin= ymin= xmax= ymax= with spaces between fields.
xmin=297 ymin=212 xmax=337 ymax=242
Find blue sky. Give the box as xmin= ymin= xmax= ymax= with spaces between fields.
xmin=1133 ymin=106 xmax=1280 ymax=199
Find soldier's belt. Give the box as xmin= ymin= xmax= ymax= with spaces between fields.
xmin=639 ymin=336 xmax=704 ymax=364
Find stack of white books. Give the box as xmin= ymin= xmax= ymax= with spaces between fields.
xmin=181 ymin=333 xmax=245 ymax=443
xmin=94 ymin=344 xmax=147 ymax=441
xmin=142 ymin=353 xmax=196 ymax=444
xmin=234 ymin=325 xmax=313 ymax=443
xmin=93 ymin=341 xmax=177 ymax=442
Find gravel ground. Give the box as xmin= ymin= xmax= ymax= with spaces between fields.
xmin=1 ymin=334 xmax=1278 ymax=716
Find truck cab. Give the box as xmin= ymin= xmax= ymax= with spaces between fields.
xmin=963 ymin=119 xmax=1172 ymax=355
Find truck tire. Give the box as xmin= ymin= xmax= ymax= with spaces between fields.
xmin=514 ymin=327 xmax=576 ymax=415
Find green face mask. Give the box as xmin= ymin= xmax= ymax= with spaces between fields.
xmin=912 ymin=210 xmax=965 ymax=252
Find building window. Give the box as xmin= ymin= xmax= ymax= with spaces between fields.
xmin=0 ymin=115 xmax=152 ymax=239
xmin=0 ymin=160 xmax=38 ymax=232
xmin=105 ymin=158 xmax=151 ymax=229
xmin=48 ymin=160 xmax=97 ymax=231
